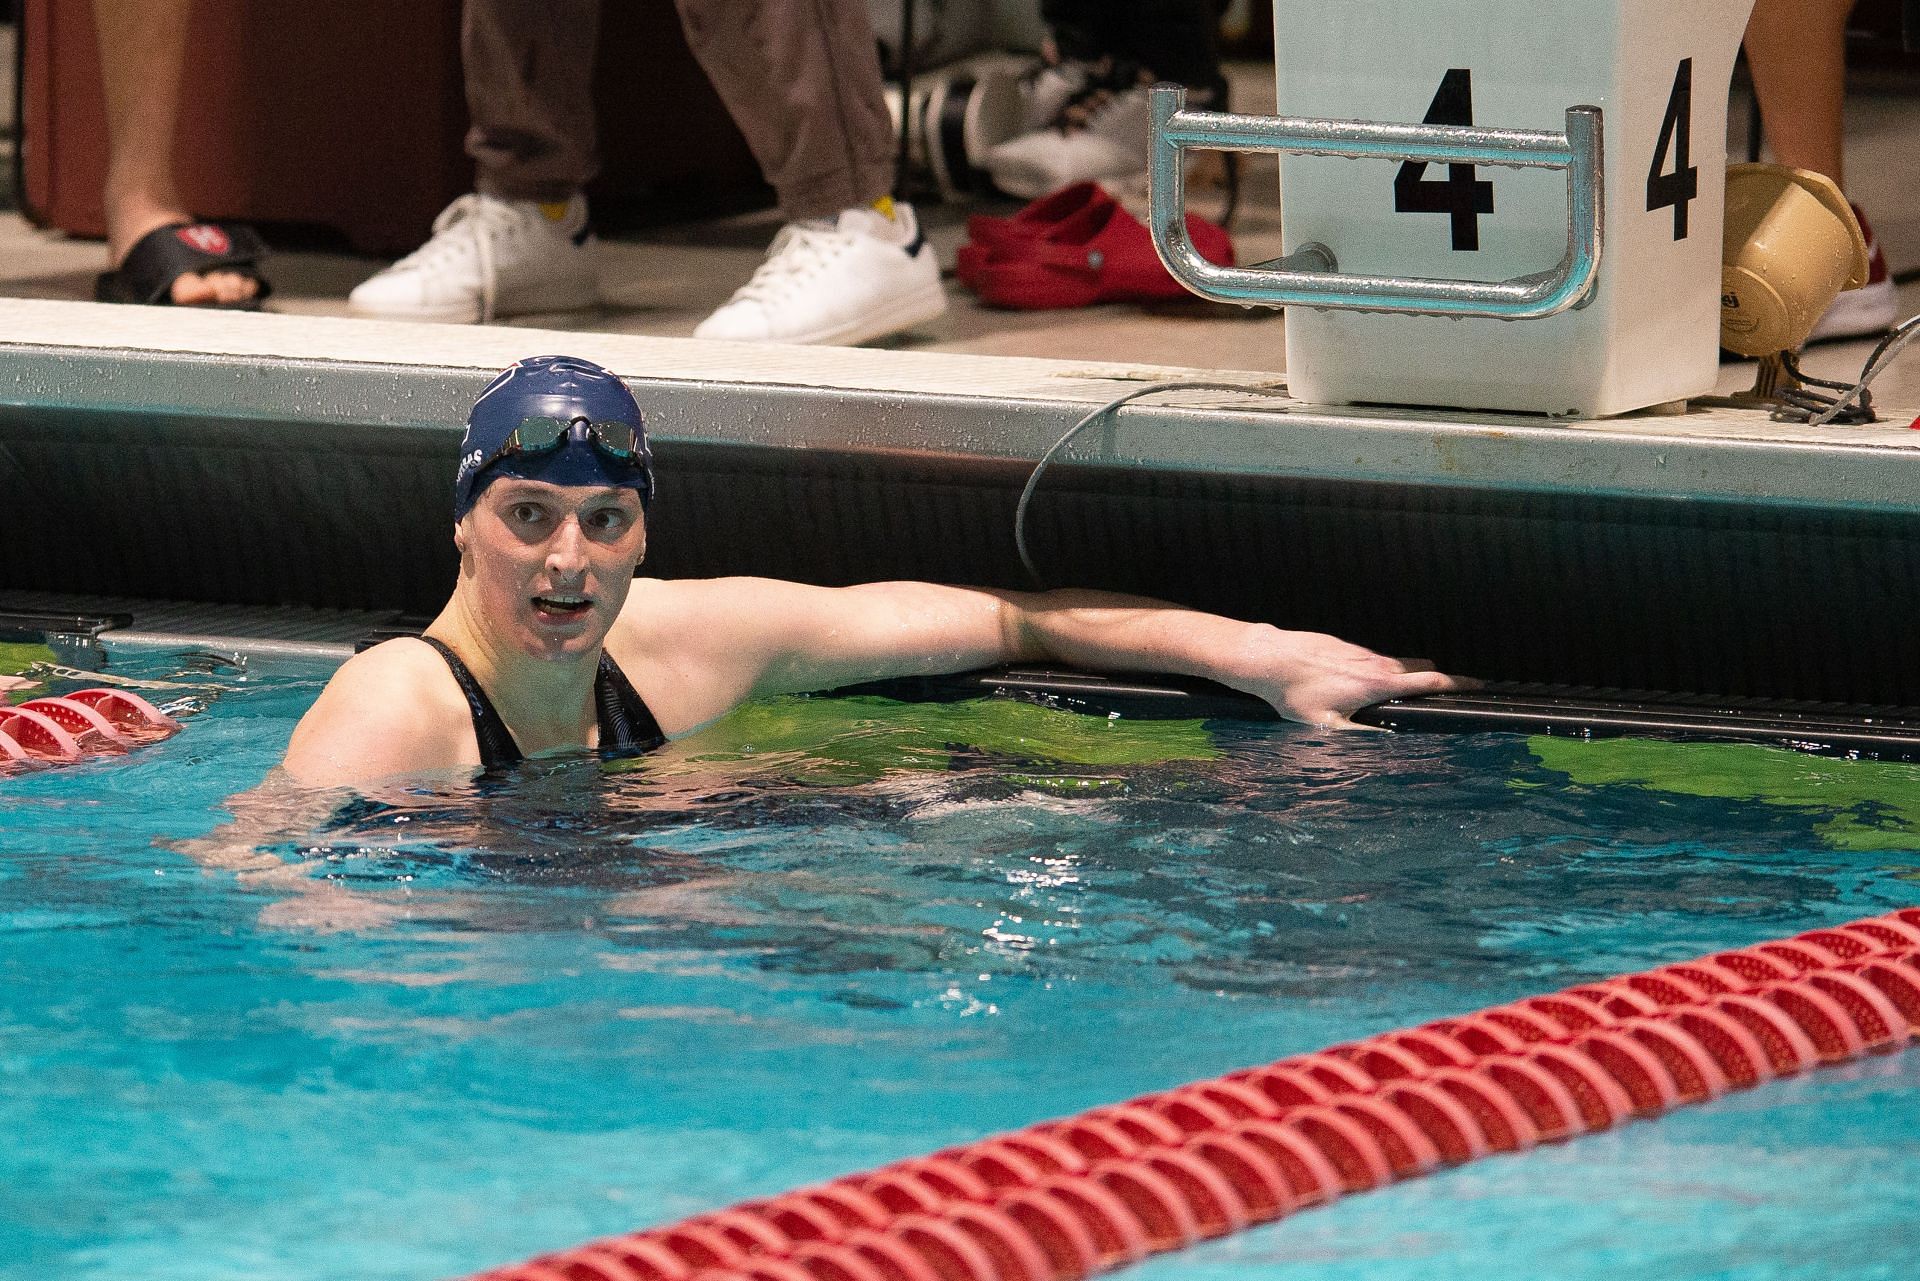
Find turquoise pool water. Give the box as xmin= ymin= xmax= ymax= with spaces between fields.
xmin=3 ymin=645 xmax=1917 ymax=1281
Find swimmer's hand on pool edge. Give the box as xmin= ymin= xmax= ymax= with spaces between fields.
xmin=971 ymin=587 xmax=1471 ymax=731
xmin=1215 ymin=630 xmax=1469 ymax=731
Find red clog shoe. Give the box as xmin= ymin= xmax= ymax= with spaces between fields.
xmin=966 ymin=182 xmax=1116 ymax=252
xmin=958 ymin=183 xmax=1117 ymax=289
xmin=965 ymin=200 xmax=1234 ymax=310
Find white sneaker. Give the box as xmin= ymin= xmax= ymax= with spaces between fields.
xmin=1020 ymin=60 xmax=1092 ymax=131
xmin=348 ymin=193 xmax=598 ymax=324
xmin=1808 ymin=204 xmax=1899 ymax=343
xmin=984 ymin=84 xmax=1152 ymax=200
xmin=692 ymin=203 xmax=947 ymax=346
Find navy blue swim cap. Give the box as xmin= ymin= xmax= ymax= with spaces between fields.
xmin=453 ymin=355 xmax=656 ymax=518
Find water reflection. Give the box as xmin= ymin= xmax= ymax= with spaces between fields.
xmin=175 ymin=694 xmax=1920 ymax=1001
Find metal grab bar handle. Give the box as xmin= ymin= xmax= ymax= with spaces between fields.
xmin=1147 ymin=84 xmax=1605 ymax=320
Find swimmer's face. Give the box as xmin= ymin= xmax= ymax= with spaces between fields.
xmin=455 ymin=478 xmax=647 ymax=661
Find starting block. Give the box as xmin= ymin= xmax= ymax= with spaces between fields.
xmin=1151 ymin=0 xmax=1757 ymax=416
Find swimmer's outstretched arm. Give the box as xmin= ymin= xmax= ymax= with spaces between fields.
xmin=993 ymin=587 xmax=1464 ymax=728
xmin=617 ymin=578 xmax=1467 ymax=732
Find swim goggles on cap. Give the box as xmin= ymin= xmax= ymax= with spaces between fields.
xmin=490 ymin=415 xmax=645 ymax=464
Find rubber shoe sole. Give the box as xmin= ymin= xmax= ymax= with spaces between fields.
xmin=348 ymin=271 xmax=599 ymax=324
xmin=745 ymin=280 xmax=950 ymax=347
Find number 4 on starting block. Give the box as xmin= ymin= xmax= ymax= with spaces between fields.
xmin=1151 ymin=0 xmax=1755 ymax=417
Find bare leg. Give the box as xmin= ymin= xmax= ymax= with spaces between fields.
xmin=1743 ymin=0 xmax=1853 ymax=186
xmin=92 ymin=0 xmax=257 ymax=304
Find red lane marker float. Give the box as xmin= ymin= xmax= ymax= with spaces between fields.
xmin=66 ymin=687 xmax=181 ymax=737
xmin=464 ymin=915 xmax=1920 ymax=1281
xmin=0 ymin=707 xmax=82 ymax=761
xmin=0 ymin=687 xmax=180 ymax=773
xmin=20 ymin=697 xmax=127 ymax=749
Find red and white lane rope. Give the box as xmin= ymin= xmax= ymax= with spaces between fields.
xmin=464 ymin=910 xmax=1920 ymax=1281
xmin=0 ymin=688 xmax=178 ymax=768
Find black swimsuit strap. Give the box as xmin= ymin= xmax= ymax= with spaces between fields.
xmin=422 ymin=636 xmax=665 ymax=770
xmin=420 ymin=636 xmax=523 ymax=770
xmin=595 ymin=651 xmax=668 ymax=753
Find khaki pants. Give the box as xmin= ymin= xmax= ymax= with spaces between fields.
xmin=464 ymin=0 xmax=895 ymax=220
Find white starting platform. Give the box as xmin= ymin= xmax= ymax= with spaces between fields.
xmin=1153 ymin=0 xmax=1762 ymax=417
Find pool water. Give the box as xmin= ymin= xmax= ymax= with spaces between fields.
xmin=3 ymin=646 xmax=1917 ymax=1281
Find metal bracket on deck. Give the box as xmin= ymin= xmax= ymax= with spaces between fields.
xmin=1147 ymin=84 xmax=1605 ymax=319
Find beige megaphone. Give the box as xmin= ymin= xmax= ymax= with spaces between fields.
xmin=1720 ymin=163 xmax=1871 ymax=357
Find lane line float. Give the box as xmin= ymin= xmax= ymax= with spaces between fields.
xmin=463 ymin=910 xmax=1920 ymax=1281
xmin=0 ymin=688 xmax=180 ymax=770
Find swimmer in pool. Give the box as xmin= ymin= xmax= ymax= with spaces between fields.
xmin=282 ymin=356 xmax=1467 ymax=788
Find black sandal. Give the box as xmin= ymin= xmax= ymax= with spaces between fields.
xmin=94 ymin=221 xmax=273 ymax=308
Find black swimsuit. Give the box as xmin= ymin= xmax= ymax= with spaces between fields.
xmin=420 ymin=636 xmax=666 ymax=771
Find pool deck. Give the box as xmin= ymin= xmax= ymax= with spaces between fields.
xmin=2 ymin=298 xmax=1918 ymax=513
xmin=1 ymin=45 xmax=1916 ymax=406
